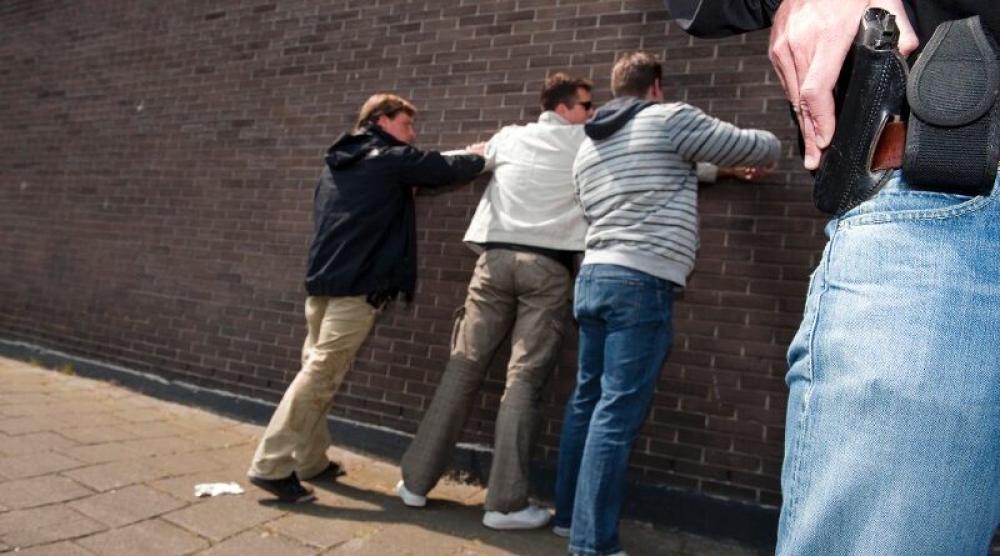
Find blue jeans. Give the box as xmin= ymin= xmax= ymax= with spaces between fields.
xmin=554 ymin=264 xmax=674 ymax=556
xmin=778 ymin=172 xmax=1000 ymax=555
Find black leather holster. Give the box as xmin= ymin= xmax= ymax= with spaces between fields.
xmin=813 ymin=13 xmax=1000 ymax=215
xmin=813 ymin=9 xmax=908 ymax=216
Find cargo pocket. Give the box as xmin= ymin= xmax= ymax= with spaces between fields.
xmin=450 ymin=305 xmax=467 ymax=353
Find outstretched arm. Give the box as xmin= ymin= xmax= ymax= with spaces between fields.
xmin=401 ymin=149 xmax=485 ymax=190
xmin=671 ymin=105 xmax=782 ymax=169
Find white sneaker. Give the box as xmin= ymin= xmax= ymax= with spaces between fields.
xmin=552 ymin=525 xmax=570 ymax=538
xmin=395 ymin=480 xmax=426 ymax=508
xmin=482 ymin=504 xmax=551 ymax=530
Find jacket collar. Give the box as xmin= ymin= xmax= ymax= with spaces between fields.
xmin=538 ymin=111 xmax=572 ymax=125
xmin=365 ymin=124 xmax=408 ymax=147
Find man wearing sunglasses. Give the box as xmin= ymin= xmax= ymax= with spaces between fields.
xmin=397 ymin=73 xmax=595 ymax=530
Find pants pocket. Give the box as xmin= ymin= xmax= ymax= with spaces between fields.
xmin=450 ymin=305 xmax=466 ymax=353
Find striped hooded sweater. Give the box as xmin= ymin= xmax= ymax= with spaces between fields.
xmin=573 ymin=97 xmax=781 ymax=287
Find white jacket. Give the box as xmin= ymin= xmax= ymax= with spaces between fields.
xmin=463 ymin=111 xmax=589 ymax=253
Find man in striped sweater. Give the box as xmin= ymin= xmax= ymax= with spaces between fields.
xmin=553 ymin=51 xmax=781 ymax=556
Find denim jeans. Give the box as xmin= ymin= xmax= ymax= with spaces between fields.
xmin=554 ymin=264 xmax=675 ymax=556
xmin=778 ymin=172 xmax=1000 ymax=555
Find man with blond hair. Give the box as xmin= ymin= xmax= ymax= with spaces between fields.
xmin=247 ymin=93 xmax=485 ymax=503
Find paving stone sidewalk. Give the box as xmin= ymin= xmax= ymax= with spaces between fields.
xmin=0 ymin=356 xmax=764 ymax=556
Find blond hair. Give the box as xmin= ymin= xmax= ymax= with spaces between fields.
xmin=355 ymin=93 xmax=417 ymax=131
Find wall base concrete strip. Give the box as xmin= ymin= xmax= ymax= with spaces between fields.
xmin=0 ymin=338 xmax=779 ymax=549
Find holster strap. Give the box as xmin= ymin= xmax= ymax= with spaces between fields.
xmin=902 ymin=15 xmax=1000 ymax=194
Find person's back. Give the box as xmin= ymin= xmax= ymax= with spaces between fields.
xmin=554 ymin=52 xmax=780 ymax=556
xmin=464 ymin=114 xmax=588 ymax=253
xmin=575 ymin=98 xmax=780 ymax=286
xmin=307 ymin=105 xmax=485 ymax=302
xmin=247 ymin=93 xmax=484 ymax=505
xmin=399 ymin=73 xmax=596 ymax=532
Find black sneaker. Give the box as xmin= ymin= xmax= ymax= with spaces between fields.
xmin=248 ymin=473 xmax=316 ymax=503
xmin=302 ymin=460 xmax=346 ymax=482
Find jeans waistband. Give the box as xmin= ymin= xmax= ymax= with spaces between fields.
xmin=879 ymin=168 xmax=1000 ymax=197
xmin=579 ymin=263 xmax=675 ymax=288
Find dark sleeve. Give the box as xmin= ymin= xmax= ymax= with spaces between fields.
xmin=399 ymin=148 xmax=485 ymax=189
xmin=664 ymin=0 xmax=780 ymax=38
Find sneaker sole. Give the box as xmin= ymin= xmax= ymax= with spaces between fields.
xmin=482 ymin=516 xmax=551 ymax=530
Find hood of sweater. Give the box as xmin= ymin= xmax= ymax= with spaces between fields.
xmin=324 ymin=125 xmax=406 ymax=170
xmin=583 ymin=96 xmax=659 ymax=140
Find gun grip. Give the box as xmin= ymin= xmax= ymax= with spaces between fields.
xmin=813 ymin=44 xmax=909 ymax=215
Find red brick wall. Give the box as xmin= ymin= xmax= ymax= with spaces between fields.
xmin=0 ymin=0 xmax=824 ymax=508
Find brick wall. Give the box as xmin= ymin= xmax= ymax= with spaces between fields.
xmin=0 ymin=0 xmax=824 ymax=509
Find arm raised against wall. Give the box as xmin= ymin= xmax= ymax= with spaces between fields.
xmin=399 ymin=148 xmax=485 ymax=190
xmin=669 ymin=104 xmax=781 ymax=169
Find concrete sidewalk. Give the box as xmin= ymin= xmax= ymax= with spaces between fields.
xmin=0 ymin=356 xmax=763 ymax=556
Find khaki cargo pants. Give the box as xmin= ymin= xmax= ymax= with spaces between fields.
xmin=248 ymin=295 xmax=375 ymax=480
xmin=401 ymin=249 xmax=572 ymax=512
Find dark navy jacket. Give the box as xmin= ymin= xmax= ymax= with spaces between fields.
xmin=305 ymin=126 xmax=483 ymax=301
xmin=663 ymin=0 xmax=999 ymax=43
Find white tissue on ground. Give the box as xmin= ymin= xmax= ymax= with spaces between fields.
xmin=194 ymin=482 xmax=245 ymax=497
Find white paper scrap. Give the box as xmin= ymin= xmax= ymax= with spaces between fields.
xmin=194 ymin=482 xmax=245 ymax=497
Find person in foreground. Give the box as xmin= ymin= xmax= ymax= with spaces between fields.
xmin=667 ymin=0 xmax=1000 ymax=554
xmin=246 ymin=93 xmax=484 ymax=503
xmin=396 ymin=73 xmax=595 ymax=530
xmin=554 ymin=51 xmax=781 ymax=556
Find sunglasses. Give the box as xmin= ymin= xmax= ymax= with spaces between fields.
xmin=578 ymin=101 xmax=594 ymax=110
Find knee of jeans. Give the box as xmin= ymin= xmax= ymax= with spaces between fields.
xmin=593 ymin=394 xmax=653 ymax=433
xmin=568 ymin=389 xmax=600 ymax=415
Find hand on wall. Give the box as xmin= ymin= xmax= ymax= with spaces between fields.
xmin=719 ymin=162 xmax=777 ymax=182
